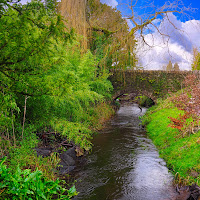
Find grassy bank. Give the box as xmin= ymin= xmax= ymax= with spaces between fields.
xmin=142 ymin=99 xmax=200 ymax=185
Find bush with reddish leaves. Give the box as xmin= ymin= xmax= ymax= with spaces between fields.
xmin=169 ymin=74 xmax=200 ymax=136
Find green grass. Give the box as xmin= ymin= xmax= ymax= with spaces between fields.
xmin=142 ymin=101 xmax=200 ymax=185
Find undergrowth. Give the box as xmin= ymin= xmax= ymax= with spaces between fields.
xmin=0 ymin=157 xmax=78 ymax=200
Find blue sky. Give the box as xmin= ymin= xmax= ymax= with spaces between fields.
xmin=20 ymin=0 xmax=200 ymax=20
xmin=100 ymin=0 xmax=200 ymax=70
xmin=100 ymin=0 xmax=200 ymax=20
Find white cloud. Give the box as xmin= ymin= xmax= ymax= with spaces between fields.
xmin=125 ymin=18 xmax=134 ymax=30
xmin=100 ymin=0 xmax=118 ymax=8
xmin=19 ymin=0 xmax=29 ymax=3
xmin=136 ymin=13 xmax=200 ymax=70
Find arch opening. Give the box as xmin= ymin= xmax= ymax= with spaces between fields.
xmin=137 ymin=95 xmax=155 ymax=108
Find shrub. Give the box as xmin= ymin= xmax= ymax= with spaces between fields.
xmin=0 ymin=157 xmax=78 ymax=200
xmin=138 ymin=95 xmax=155 ymax=107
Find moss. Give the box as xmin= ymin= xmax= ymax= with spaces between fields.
xmin=109 ymin=70 xmax=194 ymax=100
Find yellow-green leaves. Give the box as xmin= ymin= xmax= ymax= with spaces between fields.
xmin=0 ymin=157 xmax=77 ymax=199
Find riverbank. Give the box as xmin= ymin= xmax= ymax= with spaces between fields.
xmin=72 ymin=103 xmax=179 ymax=200
xmin=35 ymin=102 xmax=115 ymax=176
xmin=142 ymin=98 xmax=200 ymax=186
xmin=0 ymin=101 xmax=115 ymax=199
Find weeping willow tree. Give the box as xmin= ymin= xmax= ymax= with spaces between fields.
xmin=58 ymin=0 xmax=138 ymax=70
xmin=88 ymin=0 xmax=137 ymax=70
xmin=58 ymin=0 xmax=88 ymax=51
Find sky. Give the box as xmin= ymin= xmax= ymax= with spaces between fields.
xmin=19 ymin=0 xmax=200 ymax=70
xmin=100 ymin=0 xmax=200 ymax=70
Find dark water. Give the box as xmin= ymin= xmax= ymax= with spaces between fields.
xmin=73 ymin=104 xmax=177 ymax=200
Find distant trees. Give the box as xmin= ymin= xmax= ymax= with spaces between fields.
xmin=165 ymin=61 xmax=180 ymax=71
xmin=174 ymin=63 xmax=180 ymax=71
xmin=166 ymin=61 xmax=173 ymax=71
xmin=191 ymin=48 xmax=200 ymax=70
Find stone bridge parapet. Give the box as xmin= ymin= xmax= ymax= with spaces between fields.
xmin=109 ymin=69 xmax=200 ymax=101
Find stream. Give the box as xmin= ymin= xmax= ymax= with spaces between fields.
xmin=73 ymin=104 xmax=177 ymax=200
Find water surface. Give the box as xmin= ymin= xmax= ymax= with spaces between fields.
xmin=73 ymin=104 xmax=177 ymax=200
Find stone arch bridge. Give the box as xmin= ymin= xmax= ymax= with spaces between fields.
xmin=109 ymin=70 xmax=200 ymax=102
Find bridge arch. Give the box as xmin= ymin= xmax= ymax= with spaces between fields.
xmin=109 ymin=70 xmax=199 ymax=102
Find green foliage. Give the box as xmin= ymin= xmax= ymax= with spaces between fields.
xmin=0 ymin=1 xmax=71 ymax=94
xmin=0 ymin=1 xmax=115 ymax=199
xmin=0 ymin=92 xmax=19 ymax=133
xmin=0 ymin=0 xmax=113 ymax=151
xmin=0 ymin=157 xmax=78 ymax=199
xmin=23 ymin=41 xmax=113 ymax=150
xmin=0 ymin=130 xmax=58 ymax=181
xmin=0 ymin=0 xmax=73 ymax=137
xmin=89 ymin=79 xmax=113 ymax=99
xmin=137 ymin=95 xmax=154 ymax=107
xmin=7 ymin=127 xmax=38 ymax=168
xmin=90 ymin=31 xmax=112 ymax=67
xmin=52 ymin=121 xmax=93 ymax=151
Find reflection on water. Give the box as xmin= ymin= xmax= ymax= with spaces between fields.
xmin=73 ymin=104 xmax=177 ymax=200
